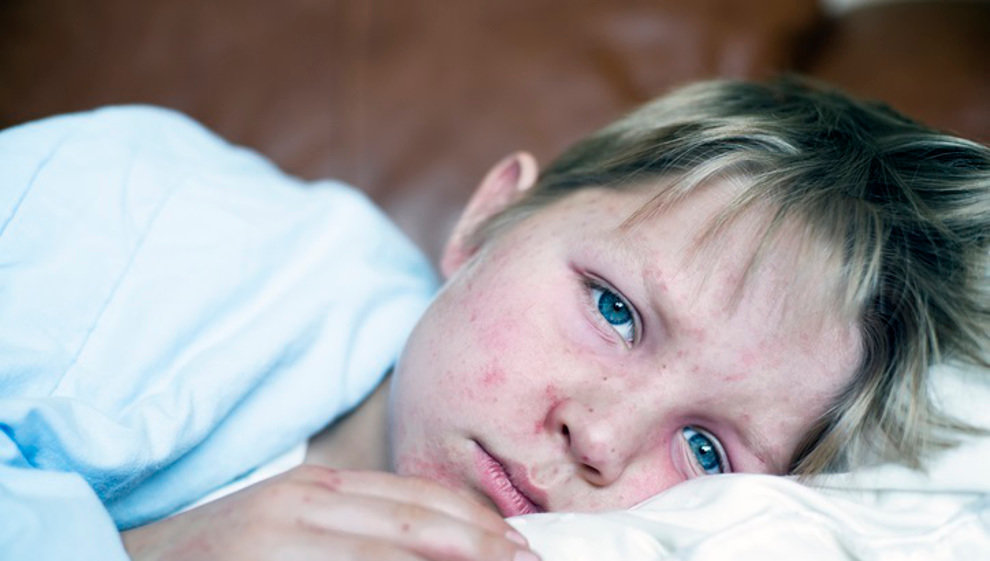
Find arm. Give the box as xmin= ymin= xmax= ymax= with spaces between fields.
xmin=121 ymin=465 xmax=535 ymax=561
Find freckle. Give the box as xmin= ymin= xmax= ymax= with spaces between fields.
xmin=401 ymin=523 xmax=411 ymax=532
xmin=588 ymin=407 xmax=594 ymax=413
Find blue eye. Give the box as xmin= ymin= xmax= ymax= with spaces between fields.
xmin=590 ymin=285 xmax=635 ymax=343
xmin=682 ymin=427 xmax=726 ymax=475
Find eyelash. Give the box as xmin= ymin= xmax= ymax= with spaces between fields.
xmin=681 ymin=426 xmax=730 ymax=475
xmin=584 ymin=277 xmax=639 ymax=345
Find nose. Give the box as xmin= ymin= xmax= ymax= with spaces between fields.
xmin=548 ymin=398 xmax=637 ymax=487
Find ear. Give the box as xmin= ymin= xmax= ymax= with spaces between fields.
xmin=440 ymin=151 xmax=539 ymax=278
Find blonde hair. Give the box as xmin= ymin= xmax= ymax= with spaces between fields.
xmin=483 ymin=77 xmax=989 ymax=474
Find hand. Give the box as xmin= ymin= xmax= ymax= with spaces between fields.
xmin=121 ymin=464 xmax=539 ymax=561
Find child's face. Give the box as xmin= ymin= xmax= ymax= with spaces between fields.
xmin=388 ymin=167 xmax=861 ymax=517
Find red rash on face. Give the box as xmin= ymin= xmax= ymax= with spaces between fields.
xmin=398 ymin=456 xmax=458 ymax=488
xmin=481 ymin=366 xmax=506 ymax=387
xmin=739 ymin=350 xmax=757 ymax=368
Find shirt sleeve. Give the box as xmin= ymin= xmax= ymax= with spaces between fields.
xmin=0 ymin=105 xmax=438 ymax=553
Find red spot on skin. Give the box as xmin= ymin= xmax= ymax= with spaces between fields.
xmin=482 ymin=367 xmax=506 ymax=387
xmin=398 ymin=456 xmax=457 ymax=485
xmin=687 ymin=327 xmax=707 ymax=341
xmin=723 ymin=372 xmax=745 ymax=382
xmin=401 ymin=523 xmax=411 ymax=532
xmin=313 ymin=470 xmax=342 ymax=491
xmin=739 ymin=350 xmax=757 ymax=368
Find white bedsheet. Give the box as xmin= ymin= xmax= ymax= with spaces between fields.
xmin=511 ymin=363 xmax=990 ymax=559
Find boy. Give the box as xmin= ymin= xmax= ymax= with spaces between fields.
xmin=1 ymin=77 xmax=987 ymax=560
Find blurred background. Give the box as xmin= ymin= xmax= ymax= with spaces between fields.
xmin=1 ymin=0 xmax=987 ymax=263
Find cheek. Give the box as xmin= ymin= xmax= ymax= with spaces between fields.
xmin=615 ymin=470 xmax=671 ymax=507
xmin=480 ymin=364 xmax=507 ymax=388
xmin=394 ymin=452 xmax=459 ymax=487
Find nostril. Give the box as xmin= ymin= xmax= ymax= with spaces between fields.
xmin=561 ymin=425 xmax=570 ymax=445
xmin=582 ymin=463 xmax=602 ymax=480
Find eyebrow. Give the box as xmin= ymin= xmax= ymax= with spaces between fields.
xmin=606 ymin=227 xmax=682 ymax=340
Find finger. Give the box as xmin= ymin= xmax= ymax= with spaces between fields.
xmin=284 ymin=531 xmax=432 ymax=561
xmin=296 ymin=466 xmax=515 ymax=537
xmin=288 ymin=488 xmax=534 ymax=561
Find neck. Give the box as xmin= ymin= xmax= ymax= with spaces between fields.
xmin=305 ymin=373 xmax=392 ymax=472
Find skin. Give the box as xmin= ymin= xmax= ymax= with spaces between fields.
xmin=122 ymin=153 xmax=861 ymax=559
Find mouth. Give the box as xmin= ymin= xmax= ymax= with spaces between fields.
xmin=472 ymin=441 xmax=546 ymax=517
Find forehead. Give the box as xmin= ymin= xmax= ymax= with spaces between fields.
xmin=566 ymin=178 xmax=850 ymax=334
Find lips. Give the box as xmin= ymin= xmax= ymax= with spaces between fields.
xmin=473 ymin=442 xmax=546 ymax=516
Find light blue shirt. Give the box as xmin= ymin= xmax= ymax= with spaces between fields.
xmin=0 ymin=106 xmax=437 ymax=560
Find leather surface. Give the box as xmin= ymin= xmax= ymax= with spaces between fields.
xmin=1 ymin=0 xmax=985 ymax=262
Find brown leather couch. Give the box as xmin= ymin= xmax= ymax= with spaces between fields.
xmin=1 ymin=0 xmax=986 ymax=263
